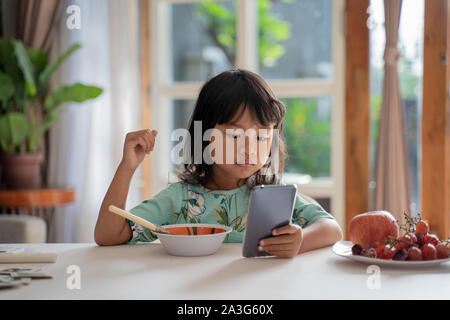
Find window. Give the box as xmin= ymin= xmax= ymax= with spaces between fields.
xmin=148 ymin=0 xmax=345 ymax=226
xmin=368 ymin=0 xmax=424 ymax=214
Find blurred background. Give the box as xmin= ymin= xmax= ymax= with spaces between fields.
xmin=0 ymin=0 xmax=446 ymax=244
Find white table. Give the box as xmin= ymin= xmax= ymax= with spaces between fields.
xmin=1 ymin=242 xmax=450 ymax=299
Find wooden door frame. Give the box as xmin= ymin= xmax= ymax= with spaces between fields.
xmin=344 ymin=0 xmax=370 ymax=238
xmin=422 ymin=0 xmax=450 ymax=239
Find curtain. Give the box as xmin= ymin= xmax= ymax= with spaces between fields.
xmin=374 ymin=0 xmax=411 ymax=226
xmin=47 ymin=0 xmax=142 ymax=242
xmin=0 ymin=0 xmax=62 ymax=187
xmin=16 ymin=0 xmax=62 ymax=53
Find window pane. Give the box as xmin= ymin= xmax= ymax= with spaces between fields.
xmin=282 ymin=97 xmax=331 ymax=177
xmin=369 ymin=0 xmax=424 ymax=213
xmin=257 ymin=0 xmax=333 ymax=80
xmin=170 ymin=1 xmax=237 ymax=82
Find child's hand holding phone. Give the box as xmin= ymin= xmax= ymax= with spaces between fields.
xmin=258 ymin=224 xmax=303 ymax=258
xmin=120 ymin=129 xmax=158 ymax=172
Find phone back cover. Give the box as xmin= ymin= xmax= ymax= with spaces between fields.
xmin=242 ymin=184 xmax=297 ymax=257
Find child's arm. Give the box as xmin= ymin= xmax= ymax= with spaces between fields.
xmin=94 ymin=129 xmax=157 ymax=246
xmin=297 ymin=218 xmax=342 ymax=254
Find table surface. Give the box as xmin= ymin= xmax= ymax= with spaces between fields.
xmin=1 ymin=242 xmax=450 ymax=300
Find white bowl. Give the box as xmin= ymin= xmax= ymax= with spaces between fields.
xmin=154 ymin=223 xmax=232 ymax=257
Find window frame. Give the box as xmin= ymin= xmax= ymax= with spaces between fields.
xmin=145 ymin=0 xmax=346 ymax=229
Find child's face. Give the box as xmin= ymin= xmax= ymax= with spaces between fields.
xmin=210 ymin=106 xmax=275 ymax=181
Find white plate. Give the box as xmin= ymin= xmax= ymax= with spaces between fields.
xmin=332 ymin=241 xmax=450 ymax=267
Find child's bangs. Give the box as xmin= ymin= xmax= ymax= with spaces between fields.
xmin=215 ymin=81 xmax=285 ymax=129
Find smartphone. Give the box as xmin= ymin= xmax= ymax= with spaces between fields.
xmin=242 ymin=184 xmax=297 ymax=257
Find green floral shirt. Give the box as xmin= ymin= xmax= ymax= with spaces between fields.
xmin=127 ymin=181 xmax=334 ymax=244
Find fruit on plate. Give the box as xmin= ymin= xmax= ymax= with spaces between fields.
xmin=376 ymin=244 xmax=395 ymax=259
xmin=407 ymin=246 xmax=423 ymax=261
xmin=350 ymin=212 xmax=450 ymax=262
xmin=423 ymin=233 xmax=439 ymax=246
xmin=348 ymin=211 xmax=399 ymax=249
xmin=436 ymin=243 xmax=450 ymax=259
xmin=394 ymin=235 xmax=413 ymax=249
xmin=415 ymin=220 xmax=429 ymax=235
xmin=351 ymin=244 xmax=363 ymax=256
xmin=421 ymin=244 xmax=437 ymax=260
xmin=392 ymin=248 xmax=408 ymax=261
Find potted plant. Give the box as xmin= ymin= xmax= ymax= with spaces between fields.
xmin=0 ymin=39 xmax=102 ymax=189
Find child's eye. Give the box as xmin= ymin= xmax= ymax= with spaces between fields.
xmin=227 ymin=134 xmax=241 ymax=140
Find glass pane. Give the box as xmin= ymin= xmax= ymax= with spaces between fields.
xmin=257 ymin=0 xmax=333 ymax=80
xmin=170 ymin=1 xmax=237 ymax=82
xmin=369 ymin=0 xmax=424 ymax=213
xmin=282 ymin=97 xmax=331 ymax=177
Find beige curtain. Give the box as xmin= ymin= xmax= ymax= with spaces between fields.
xmin=374 ymin=0 xmax=411 ymax=226
xmin=16 ymin=0 xmax=62 ymax=52
xmin=15 ymin=0 xmax=62 ymax=187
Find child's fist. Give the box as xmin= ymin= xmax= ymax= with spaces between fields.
xmin=120 ymin=129 xmax=158 ymax=171
xmin=258 ymin=223 xmax=303 ymax=258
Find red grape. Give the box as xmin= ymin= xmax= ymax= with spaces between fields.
xmin=415 ymin=232 xmax=424 ymax=246
xmin=421 ymin=244 xmax=437 ymax=260
xmin=395 ymin=235 xmax=412 ymax=249
xmin=416 ymin=220 xmax=429 ymax=235
xmin=407 ymin=247 xmax=423 ymax=261
xmin=376 ymin=246 xmax=385 ymax=258
xmin=423 ymin=233 xmax=439 ymax=246
xmin=407 ymin=232 xmax=418 ymax=244
xmin=352 ymin=244 xmax=363 ymax=256
xmin=376 ymin=245 xmax=395 ymax=259
xmin=436 ymin=243 xmax=450 ymax=259
xmin=393 ymin=248 xmax=408 ymax=261
xmin=385 ymin=246 xmax=395 ymax=259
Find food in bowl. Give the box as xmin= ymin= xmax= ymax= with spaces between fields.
xmin=153 ymin=223 xmax=232 ymax=257
xmin=164 ymin=225 xmax=227 ymax=236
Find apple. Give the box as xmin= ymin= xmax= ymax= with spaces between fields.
xmin=348 ymin=211 xmax=399 ymax=249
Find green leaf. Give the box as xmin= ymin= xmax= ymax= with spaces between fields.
xmin=4 ymin=53 xmax=22 ymax=84
xmin=30 ymin=108 xmax=64 ymax=153
xmin=13 ymin=40 xmax=36 ymax=96
xmin=39 ymin=43 xmax=81 ymax=87
xmin=0 ymin=72 xmax=15 ymax=101
xmin=0 ymin=39 xmax=14 ymax=68
xmin=27 ymin=48 xmax=48 ymax=76
xmin=44 ymin=83 xmax=103 ymax=110
xmin=0 ymin=112 xmax=29 ymax=153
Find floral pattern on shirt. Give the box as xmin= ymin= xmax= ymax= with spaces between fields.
xmin=126 ymin=181 xmax=335 ymax=244
xmin=211 ymin=192 xmax=248 ymax=242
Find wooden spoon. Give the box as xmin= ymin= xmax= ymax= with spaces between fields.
xmin=108 ymin=205 xmax=171 ymax=234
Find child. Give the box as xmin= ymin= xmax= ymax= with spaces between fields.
xmin=94 ymin=69 xmax=342 ymax=258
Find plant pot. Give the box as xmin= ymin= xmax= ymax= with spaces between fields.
xmin=0 ymin=152 xmax=44 ymax=189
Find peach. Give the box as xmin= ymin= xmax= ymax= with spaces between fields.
xmin=348 ymin=211 xmax=399 ymax=249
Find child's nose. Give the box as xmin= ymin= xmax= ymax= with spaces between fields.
xmin=237 ymin=136 xmax=258 ymax=162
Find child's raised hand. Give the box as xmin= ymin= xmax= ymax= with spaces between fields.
xmin=120 ymin=129 xmax=158 ymax=172
xmin=258 ymin=223 xmax=303 ymax=258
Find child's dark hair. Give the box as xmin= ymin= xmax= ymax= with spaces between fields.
xmin=176 ymin=69 xmax=287 ymax=189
